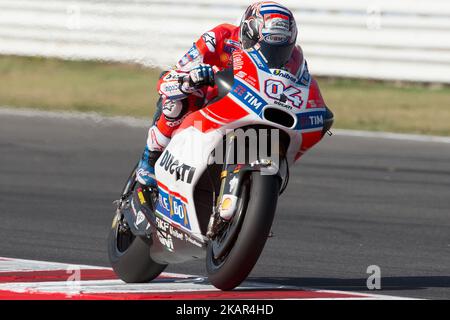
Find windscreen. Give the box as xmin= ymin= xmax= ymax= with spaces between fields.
xmin=252 ymin=41 xmax=295 ymax=69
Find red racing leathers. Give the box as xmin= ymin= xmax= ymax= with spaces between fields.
xmin=146 ymin=23 xmax=328 ymax=154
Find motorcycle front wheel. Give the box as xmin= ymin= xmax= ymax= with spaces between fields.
xmin=206 ymin=171 xmax=280 ymax=290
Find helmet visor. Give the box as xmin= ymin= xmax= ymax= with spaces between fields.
xmin=256 ymin=41 xmax=295 ymax=69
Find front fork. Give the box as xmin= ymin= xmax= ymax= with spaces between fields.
xmin=206 ymin=135 xmax=280 ymax=239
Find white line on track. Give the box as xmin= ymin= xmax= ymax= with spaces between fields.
xmin=333 ymin=129 xmax=450 ymax=144
xmin=0 ymin=257 xmax=418 ymax=300
xmin=1 ymin=106 xmax=449 ymax=144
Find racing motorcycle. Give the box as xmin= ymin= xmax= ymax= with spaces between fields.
xmin=107 ymin=45 xmax=333 ymax=290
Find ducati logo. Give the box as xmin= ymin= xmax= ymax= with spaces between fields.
xmin=159 ymin=150 xmax=196 ymax=184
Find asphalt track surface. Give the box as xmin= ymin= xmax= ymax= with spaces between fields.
xmin=0 ymin=111 xmax=449 ymax=299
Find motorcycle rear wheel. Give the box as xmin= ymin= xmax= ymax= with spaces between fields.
xmin=107 ymin=213 xmax=167 ymax=283
xmin=107 ymin=165 xmax=167 ymax=283
xmin=206 ymin=171 xmax=280 ymax=290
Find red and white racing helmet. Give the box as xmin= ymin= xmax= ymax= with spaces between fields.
xmin=239 ymin=1 xmax=298 ymax=68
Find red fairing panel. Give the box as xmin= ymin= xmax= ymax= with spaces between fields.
xmin=176 ymin=96 xmax=249 ymax=135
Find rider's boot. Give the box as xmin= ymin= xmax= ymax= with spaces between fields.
xmin=135 ymin=144 xmax=162 ymax=208
xmin=136 ymin=144 xmax=161 ymax=187
xmin=135 ymin=123 xmax=170 ymax=188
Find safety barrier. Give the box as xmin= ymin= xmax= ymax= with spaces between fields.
xmin=1 ymin=0 xmax=449 ymax=82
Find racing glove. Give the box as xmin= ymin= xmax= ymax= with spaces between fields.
xmin=179 ymin=64 xmax=215 ymax=93
xmin=189 ymin=63 xmax=215 ymax=88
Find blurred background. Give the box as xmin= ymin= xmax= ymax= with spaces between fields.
xmin=0 ymin=0 xmax=449 ymax=135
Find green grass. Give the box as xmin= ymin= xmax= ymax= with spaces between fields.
xmin=319 ymin=78 xmax=450 ymax=135
xmin=0 ymin=55 xmax=161 ymax=118
xmin=1 ymin=55 xmax=449 ymax=135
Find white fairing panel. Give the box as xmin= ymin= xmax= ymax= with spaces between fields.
xmin=154 ymin=126 xmax=223 ymax=237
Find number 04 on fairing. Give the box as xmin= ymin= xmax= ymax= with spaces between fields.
xmin=107 ymin=47 xmax=333 ymax=290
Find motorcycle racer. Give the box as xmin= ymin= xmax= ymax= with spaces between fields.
xmin=136 ymin=1 xmax=333 ymax=187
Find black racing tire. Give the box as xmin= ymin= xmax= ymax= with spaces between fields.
xmin=108 ymin=161 xmax=167 ymax=283
xmin=107 ymin=223 xmax=167 ymax=283
xmin=206 ymin=172 xmax=280 ymax=290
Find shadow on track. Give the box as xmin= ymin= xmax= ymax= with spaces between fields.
xmin=248 ymin=276 xmax=450 ymax=292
